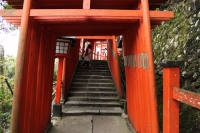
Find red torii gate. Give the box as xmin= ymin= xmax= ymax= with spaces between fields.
xmin=0 ymin=0 xmax=175 ymax=133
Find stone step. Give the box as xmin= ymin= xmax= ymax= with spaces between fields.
xmin=64 ymin=101 xmax=122 ymax=107
xmin=76 ymin=69 xmax=110 ymax=73
xmin=73 ymin=75 xmax=112 ymax=79
xmin=68 ymin=91 xmax=118 ymax=96
xmin=86 ymin=61 xmax=108 ymax=64
xmin=71 ymin=82 xmax=115 ymax=87
xmin=70 ymin=86 xmax=116 ymax=91
xmin=79 ymin=60 xmax=107 ymax=63
xmin=64 ymin=60 xmax=122 ymax=116
xmin=78 ymin=62 xmax=108 ymax=66
xmin=75 ymin=72 xmax=111 ymax=76
xmin=77 ymin=66 xmax=109 ymax=70
xmin=72 ymin=79 xmax=114 ymax=83
xmin=67 ymin=96 xmax=119 ymax=101
xmin=62 ymin=106 xmax=122 ymax=116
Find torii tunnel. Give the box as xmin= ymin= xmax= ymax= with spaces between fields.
xmin=0 ymin=0 xmax=181 ymax=133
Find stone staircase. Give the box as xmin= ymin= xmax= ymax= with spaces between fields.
xmin=63 ymin=60 xmax=122 ymax=116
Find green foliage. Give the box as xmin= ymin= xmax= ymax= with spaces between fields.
xmin=4 ymin=55 xmax=15 ymax=88
xmin=53 ymin=59 xmax=58 ymax=82
xmin=152 ymin=0 xmax=200 ymax=132
xmin=0 ymin=55 xmax=14 ymax=132
xmin=3 ymin=3 xmax=13 ymax=9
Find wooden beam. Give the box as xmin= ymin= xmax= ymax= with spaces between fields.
xmin=2 ymin=17 xmax=21 ymax=20
xmin=76 ymin=36 xmax=113 ymax=39
xmin=83 ymin=0 xmax=90 ymax=9
xmin=36 ymin=18 xmax=136 ymax=23
xmin=55 ymin=30 xmax=122 ymax=36
xmin=0 ymin=9 xmax=173 ymax=20
xmin=173 ymin=87 xmax=200 ymax=109
xmin=30 ymin=9 xmax=142 ymax=17
xmin=47 ymin=24 xmax=131 ymax=30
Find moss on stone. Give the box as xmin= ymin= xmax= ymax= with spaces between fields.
xmin=152 ymin=0 xmax=200 ymax=132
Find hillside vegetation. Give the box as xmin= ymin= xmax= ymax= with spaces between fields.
xmin=152 ymin=0 xmax=200 ymax=132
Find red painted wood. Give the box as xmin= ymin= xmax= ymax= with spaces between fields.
xmin=0 ymin=9 xmax=173 ymax=19
xmin=33 ymin=23 xmax=42 ymax=133
xmin=114 ymin=36 xmax=123 ymax=97
xmin=55 ymin=57 xmax=64 ymax=104
xmin=10 ymin=0 xmax=32 ymax=132
xmin=107 ymin=37 xmax=123 ymax=98
xmin=141 ymin=0 xmax=159 ymax=132
xmin=63 ymin=39 xmax=80 ymax=98
xmin=83 ymin=0 xmax=90 ymax=9
xmin=25 ymin=19 xmax=38 ymax=132
xmin=40 ymin=28 xmax=47 ymax=133
xmin=35 ymin=26 xmax=45 ymax=133
xmin=138 ymin=13 xmax=147 ymax=132
xmin=47 ymin=35 xmax=56 ymax=123
xmin=43 ymin=32 xmax=50 ymax=129
xmin=46 ymin=33 xmax=55 ymax=129
xmin=61 ymin=58 xmax=67 ymax=99
xmin=6 ymin=0 xmax=169 ymax=10
xmin=123 ymin=15 xmax=159 ymax=133
xmin=163 ymin=67 xmax=180 ymax=133
xmin=15 ymin=13 xmax=35 ymax=133
xmin=173 ymin=88 xmax=200 ymax=109
xmin=76 ymin=36 xmax=112 ymax=39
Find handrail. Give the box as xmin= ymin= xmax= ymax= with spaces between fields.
xmin=161 ymin=60 xmax=200 ymax=133
xmin=173 ymin=87 xmax=200 ymax=109
xmin=119 ymin=64 xmax=126 ymax=98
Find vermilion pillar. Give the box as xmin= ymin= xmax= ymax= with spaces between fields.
xmin=62 ymin=58 xmax=67 ymax=99
xmin=55 ymin=57 xmax=64 ymax=104
xmin=24 ymin=19 xmax=38 ymax=133
xmin=141 ymin=0 xmax=159 ymax=132
xmin=11 ymin=0 xmax=32 ymax=132
xmin=35 ymin=26 xmax=45 ymax=133
xmin=53 ymin=57 xmax=64 ymax=117
xmin=161 ymin=60 xmax=182 ymax=133
xmin=47 ymin=35 xmax=57 ymax=121
xmin=33 ymin=24 xmax=42 ymax=133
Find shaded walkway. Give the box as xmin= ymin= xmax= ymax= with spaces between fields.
xmin=49 ymin=115 xmax=133 ymax=133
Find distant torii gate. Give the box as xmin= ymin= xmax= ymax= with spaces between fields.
xmin=0 ymin=0 xmax=174 ymax=133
